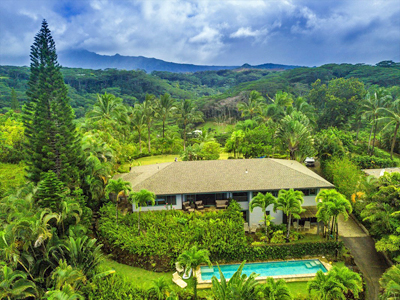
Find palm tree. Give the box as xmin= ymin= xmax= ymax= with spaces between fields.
xmin=156 ymin=93 xmax=176 ymax=138
xmin=177 ymin=246 xmax=211 ymax=300
xmin=55 ymin=199 xmax=82 ymax=236
xmin=308 ymin=270 xmax=347 ymax=300
xmin=377 ymin=99 xmax=400 ymax=160
xmin=362 ymin=88 xmax=391 ymax=155
xmin=264 ymin=91 xmax=293 ymax=122
xmin=143 ymin=94 xmax=156 ymax=152
xmin=228 ymin=130 xmax=245 ymax=158
xmin=316 ymin=189 xmax=352 ymax=241
xmin=176 ymin=99 xmax=204 ymax=150
xmin=275 ymin=113 xmax=314 ymax=161
xmin=380 ymin=264 xmax=400 ymax=299
xmin=51 ymin=260 xmax=86 ymax=291
xmin=329 ymin=266 xmax=362 ymax=299
xmin=211 ymin=261 xmax=260 ymax=300
xmin=361 ymin=202 xmax=396 ymax=237
xmin=147 ymin=277 xmax=170 ymax=300
xmin=274 ymin=189 xmax=305 ymax=242
xmin=249 ymin=192 xmax=276 ymax=240
xmin=260 ymin=277 xmax=292 ymax=300
xmin=128 ymin=104 xmax=146 ymax=153
xmin=237 ymin=90 xmax=265 ymax=120
xmin=105 ymin=178 xmax=132 ymax=226
xmin=129 ymin=189 xmax=155 ymax=232
xmin=86 ymin=92 xmax=126 ymax=125
xmin=0 ymin=265 xmax=37 ymax=300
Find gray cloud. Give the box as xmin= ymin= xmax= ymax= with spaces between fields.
xmin=0 ymin=0 xmax=399 ymax=67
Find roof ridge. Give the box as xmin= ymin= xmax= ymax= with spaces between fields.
xmin=270 ymin=159 xmax=332 ymax=187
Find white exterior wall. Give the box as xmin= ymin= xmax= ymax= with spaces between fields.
xmin=132 ymin=194 xmax=183 ymax=212
xmin=303 ymin=195 xmax=317 ymax=206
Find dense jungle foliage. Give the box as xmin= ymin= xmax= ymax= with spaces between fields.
xmin=1 ymin=19 xmax=400 ymax=300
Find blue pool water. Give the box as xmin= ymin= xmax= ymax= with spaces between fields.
xmin=200 ymin=259 xmax=327 ymax=281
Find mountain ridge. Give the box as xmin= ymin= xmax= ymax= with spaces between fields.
xmin=58 ymin=49 xmax=303 ymax=73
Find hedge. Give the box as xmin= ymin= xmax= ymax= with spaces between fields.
xmin=351 ymin=155 xmax=397 ymax=169
xmin=98 ymin=203 xmax=342 ymax=271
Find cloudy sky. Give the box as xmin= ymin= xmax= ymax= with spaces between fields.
xmin=0 ymin=0 xmax=399 ymax=67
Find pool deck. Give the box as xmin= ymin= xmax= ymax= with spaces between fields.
xmin=196 ymin=257 xmax=332 ymax=289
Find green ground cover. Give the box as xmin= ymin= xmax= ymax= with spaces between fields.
xmin=0 ymin=162 xmax=26 ymax=197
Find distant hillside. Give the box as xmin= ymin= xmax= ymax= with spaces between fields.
xmin=58 ymin=49 xmax=301 ymax=73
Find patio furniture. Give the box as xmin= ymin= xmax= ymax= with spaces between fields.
xmin=304 ymin=221 xmax=311 ymax=231
xmin=292 ymin=221 xmax=302 ymax=231
xmin=172 ymin=272 xmax=187 ymax=288
xmin=244 ymin=222 xmax=249 ymax=233
xmin=250 ymin=224 xmax=258 ymax=233
xmin=195 ymin=200 xmax=204 ymax=210
xmin=183 ymin=201 xmax=194 ymax=212
xmin=216 ymin=200 xmax=228 ymax=209
xmin=182 ymin=268 xmax=192 ymax=279
xmin=175 ymin=262 xmax=184 ymax=274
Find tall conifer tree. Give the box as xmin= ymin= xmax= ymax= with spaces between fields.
xmin=23 ymin=20 xmax=83 ymax=186
xmin=10 ymin=88 xmax=19 ymax=111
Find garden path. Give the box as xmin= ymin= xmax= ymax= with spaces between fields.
xmin=338 ymin=215 xmax=391 ymax=300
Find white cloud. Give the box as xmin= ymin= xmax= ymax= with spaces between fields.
xmin=0 ymin=0 xmax=399 ymax=66
xmin=230 ymin=27 xmax=267 ymax=38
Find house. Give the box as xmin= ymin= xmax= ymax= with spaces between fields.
xmin=116 ymin=159 xmax=334 ymax=226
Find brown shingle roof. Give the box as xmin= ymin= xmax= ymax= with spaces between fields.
xmin=116 ymin=158 xmax=334 ymax=195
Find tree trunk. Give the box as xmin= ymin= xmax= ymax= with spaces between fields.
xmin=116 ymin=198 xmax=119 ymax=227
xmin=286 ymin=213 xmax=292 ymax=242
xmin=138 ymin=207 xmax=141 ymax=233
xmin=183 ymin=122 xmax=187 ymax=151
xmin=147 ymin=125 xmax=151 ymax=152
xmin=372 ymin=119 xmax=378 ymax=155
xmin=390 ymin=123 xmax=399 ymax=160
xmin=194 ymin=275 xmax=198 ymax=300
xmin=264 ymin=213 xmax=268 ymax=240
xmin=138 ymin=130 xmax=142 ymax=153
xmin=368 ymin=124 xmax=373 ymax=154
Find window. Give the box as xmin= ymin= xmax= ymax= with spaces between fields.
xmin=233 ymin=192 xmax=248 ymax=202
xmin=153 ymin=195 xmax=177 ymax=206
xmin=216 ymin=193 xmax=228 ymax=200
xmin=309 ymin=189 xmax=317 ymax=195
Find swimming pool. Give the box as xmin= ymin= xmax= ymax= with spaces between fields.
xmin=200 ymin=259 xmax=327 ymax=281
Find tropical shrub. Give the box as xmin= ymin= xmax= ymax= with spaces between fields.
xmin=351 ymin=155 xmax=396 ymax=169
xmin=98 ymin=203 xmax=343 ymax=271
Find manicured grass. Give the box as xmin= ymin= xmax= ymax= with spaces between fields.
xmin=287 ymin=281 xmax=309 ymax=297
xmin=130 ymin=152 xmax=231 ymax=167
xmin=198 ymin=121 xmax=233 ymax=134
xmin=102 ymin=258 xmax=173 ymax=289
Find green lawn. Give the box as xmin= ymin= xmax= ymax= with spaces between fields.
xmin=102 ymin=258 xmax=173 ymax=289
xmin=199 ymin=121 xmax=234 ymax=133
xmin=129 ymin=152 xmax=231 ymax=167
xmin=102 ymin=258 xmax=346 ymax=298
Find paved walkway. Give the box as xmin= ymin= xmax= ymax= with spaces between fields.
xmin=338 ymin=215 xmax=391 ymax=300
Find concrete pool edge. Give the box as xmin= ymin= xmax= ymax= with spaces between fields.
xmin=196 ymin=257 xmax=332 ymax=289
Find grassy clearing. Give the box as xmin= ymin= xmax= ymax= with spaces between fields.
xmin=102 ymin=258 xmax=173 ymax=289
xmin=198 ymin=121 xmax=233 ymax=134
xmin=129 ymin=152 xmax=231 ymax=167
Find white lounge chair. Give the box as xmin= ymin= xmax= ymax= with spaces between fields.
xmin=250 ymin=225 xmax=257 ymax=233
xmin=304 ymin=221 xmax=311 ymax=231
xmin=175 ymin=262 xmax=184 ymax=273
xmin=244 ymin=222 xmax=249 ymax=233
xmin=172 ymin=272 xmax=187 ymax=288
